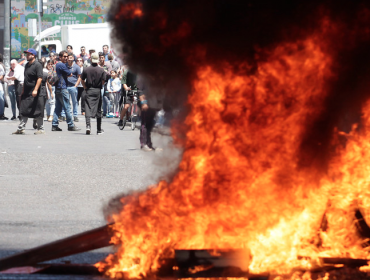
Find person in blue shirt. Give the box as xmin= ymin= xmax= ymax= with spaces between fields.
xmin=51 ymin=50 xmax=80 ymax=131
xmin=66 ymin=52 xmax=81 ymax=122
xmin=103 ymin=45 xmax=110 ymax=61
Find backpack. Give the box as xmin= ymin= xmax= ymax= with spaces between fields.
xmin=47 ymin=65 xmax=59 ymax=86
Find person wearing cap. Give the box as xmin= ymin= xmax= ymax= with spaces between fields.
xmin=12 ymin=48 xmax=44 ymax=135
xmin=51 ymin=50 xmax=80 ymax=132
xmin=80 ymin=52 xmax=107 ymax=135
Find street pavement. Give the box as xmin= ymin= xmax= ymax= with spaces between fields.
xmin=0 ymin=114 xmax=181 ymax=274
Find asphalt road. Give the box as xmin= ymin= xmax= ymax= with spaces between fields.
xmin=0 ymin=114 xmax=181 ymax=275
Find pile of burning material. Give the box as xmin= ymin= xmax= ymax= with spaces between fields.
xmin=4 ymin=1 xmax=370 ymax=280
xmin=97 ymin=0 xmax=370 ymax=279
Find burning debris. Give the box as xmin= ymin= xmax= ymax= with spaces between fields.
xmin=3 ymin=1 xmax=370 ymax=280
xmin=94 ymin=0 xmax=370 ymax=279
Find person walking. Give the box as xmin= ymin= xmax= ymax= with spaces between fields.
xmin=4 ymin=60 xmax=17 ymax=120
xmin=76 ymin=57 xmax=86 ymax=115
xmin=51 ymin=50 xmax=80 ymax=132
xmin=66 ymin=52 xmax=81 ymax=122
xmin=80 ymin=52 xmax=107 ymax=135
xmin=137 ymin=75 xmax=162 ymax=151
xmin=12 ymin=49 xmax=45 ymax=135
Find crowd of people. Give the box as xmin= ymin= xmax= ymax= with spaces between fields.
xmin=0 ymin=44 xmax=164 ymax=151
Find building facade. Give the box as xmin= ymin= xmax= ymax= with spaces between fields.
xmin=10 ymin=0 xmax=111 ymax=57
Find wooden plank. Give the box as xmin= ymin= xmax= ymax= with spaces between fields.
xmin=0 ymin=223 xmax=113 ymax=271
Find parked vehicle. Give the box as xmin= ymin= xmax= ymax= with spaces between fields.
xmin=33 ymin=23 xmax=112 ymax=55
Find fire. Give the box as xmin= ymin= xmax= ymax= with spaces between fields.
xmin=115 ymin=2 xmax=143 ymax=20
xmin=96 ymin=18 xmax=370 ymax=279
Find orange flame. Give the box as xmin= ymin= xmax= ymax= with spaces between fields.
xmin=115 ymin=2 xmax=143 ymax=20
xmin=96 ymin=22 xmax=370 ymax=279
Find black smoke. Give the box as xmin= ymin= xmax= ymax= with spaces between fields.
xmin=108 ymin=0 xmax=370 ymax=172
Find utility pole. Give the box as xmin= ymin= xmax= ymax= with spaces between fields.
xmin=3 ymin=0 xmax=10 ymax=71
xmin=37 ymin=0 xmax=42 ymax=59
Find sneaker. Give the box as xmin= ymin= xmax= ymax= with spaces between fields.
xmin=12 ymin=130 xmax=25 ymax=135
xmin=52 ymin=126 xmax=62 ymax=131
xmin=0 ymin=115 xmax=8 ymax=120
xmin=141 ymin=145 xmax=154 ymax=152
xmin=74 ymin=117 xmax=79 ymax=122
xmin=68 ymin=126 xmax=81 ymax=131
xmin=117 ymin=120 xmax=123 ymax=126
xmin=33 ymin=119 xmax=38 ymax=129
xmin=47 ymin=116 xmax=53 ymax=122
xmin=115 ymin=112 xmax=119 ymax=118
xmin=97 ymin=129 xmax=104 ymax=135
xmin=86 ymin=126 xmax=91 ymax=135
xmin=34 ymin=129 xmax=45 ymax=135
xmin=106 ymin=114 xmax=113 ymax=118
xmin=10 ymin=116 xmax=16 ymax=121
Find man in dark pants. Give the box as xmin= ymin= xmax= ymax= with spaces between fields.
xmin=117 ymin=70 xmax=136 ymax=128
xmin=12 ymin=48 xmax=44 ymax=135
xmin=81 ymin=53 xmax=106 ymax=135
xmin=137 ymin=76 xmax=162 ymax=151
xmin=51 ymin=50 xmax=80 ymax=131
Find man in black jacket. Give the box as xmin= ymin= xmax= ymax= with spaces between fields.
xmin=81 ymin=53 xmax=107 ymax=135
xmin=12 ymin=48 xmax=43 ymax=135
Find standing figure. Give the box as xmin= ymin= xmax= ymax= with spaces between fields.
xmin=45 ymin=60 xmax=55 ymax=121
xmin=102 ymin=45 xmax=109 ymax=61
xmin=117 ymin=69 xmax=136 ymax=128
xmin=66 ymin=52 xmax=81 ymax=122
xmin=97 ymin=52 xmax=111 ymax=117
xmin=12 ymin=49 xmax=44 ymax=135
xmin=77 ymin=46 xmax=90 ymax=61
xmin=0 ymin=53 xmax=7 ymax=120
xmin=66 ymin=45 xmax=77 ymax=62
xmin=76 ymin=57 xmax=86 ymax=115
xmin=106 ymin=70 xmax=121 ymax=118
xmin=51 ymin=50 xmax=80 ymax=132
xmin=12 ymin=59 xmax=25 ymax=119
xmin=81 ymin=52 xmax=107 ymax=135
xmin=4 ymin=60 xmax=17 ymax=120
xmin=137 ymin=76 xmax=162 ymax=151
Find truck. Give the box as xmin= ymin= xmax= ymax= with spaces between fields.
xmin=32 ymin=23 xmax=112 ymax=55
